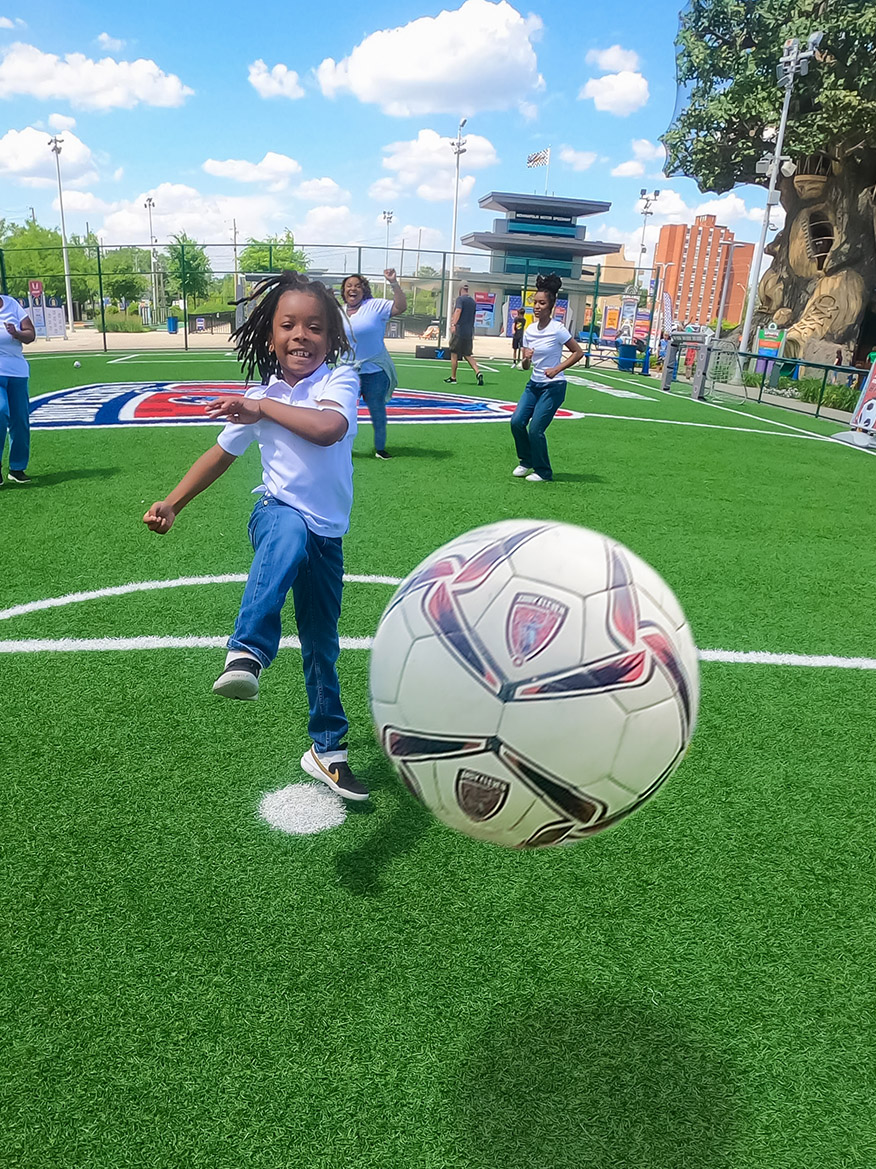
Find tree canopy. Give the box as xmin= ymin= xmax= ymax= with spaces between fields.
xmin=238 ymin=231 xmax=308 ymax=275
xmin=662 ymin=0 xmax=876 ymax=192
xmin=164 ymin=233 xmax=212 ymax=303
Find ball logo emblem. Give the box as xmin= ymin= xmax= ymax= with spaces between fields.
xmin=505 ymin=592 xmax=568 ymax=666
xmin=455 ymin=769 xmax=510 ymax=821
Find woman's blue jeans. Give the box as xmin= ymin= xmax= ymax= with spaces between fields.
xmin=227 ymin=496 xmax=348 ymax=752
xmin=359 ymin=369 xmax=390 ymax=450
xmin=0 ymin=376 xmax=30 ymax=471
xmin=510 ymin=378 xmax=567 ymax=480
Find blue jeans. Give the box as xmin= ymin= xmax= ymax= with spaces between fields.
xmin=510 ymin=379 xmax=567 ymax=480
xmin=359 ymin=369 xmax=390 ymax=450
xmin=0 ymin=376 xmax=30 ymax=471
xmin=228 ymin=496 xmax=348 ymax=752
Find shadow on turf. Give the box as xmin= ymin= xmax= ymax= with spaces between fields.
xmin=23 ymin=467 xmax=122 ymax=488
xmin=548 ymin=471 xmax=606 ymax=485
xmin=334 ymin=785 xmax=432 ymax=896
xmin=449 ymin=998 xmax=744 ymax=1169
xmin=353 ymin=446 xmax=453 ymax=461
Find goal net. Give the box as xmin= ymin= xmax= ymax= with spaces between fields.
xmin=702 ymin=340 xmax=749 ymax=404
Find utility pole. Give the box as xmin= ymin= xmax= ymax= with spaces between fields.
xmin=637 ymin=189 xmax=660 ymax=290
xmin=739 ymin=31 xmax=824 ymax=353
xmin=49 ymin=136 xmax=76 ymax=337
xmin=382 ymin=209 xmax=393 ymax=295
xmin=145 ymin=196 xmax=158 ymax=325
xmin=444 ymin=117 xmax=467 ymax=343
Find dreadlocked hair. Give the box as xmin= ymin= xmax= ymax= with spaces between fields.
xmin=340 ymin=273 xmax=373 ymax=301
xmin=535 ymin=272 xmax=563 ymax=309
xmin=230 ymin=270 xmax=352 ymax=384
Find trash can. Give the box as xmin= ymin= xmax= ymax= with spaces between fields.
xmin=167 ymin=316 xmax=179 ymax=335
xmin=617 ymin=342 xmax=638 ymax=372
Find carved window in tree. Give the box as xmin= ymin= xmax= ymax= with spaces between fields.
xmin=807 ymin=209 xmax=835 ymax=271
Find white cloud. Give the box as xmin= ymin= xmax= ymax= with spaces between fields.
xmin=380 ymin=127 xmax=498 ymax=202
xmin=96 ymin=32 xmax=125 ymax=52
xmin=585 ymin=45 xmax=640 ymax=72
xmin=293 ymin=204 xmax=366 ymax=245
xmin=202 ymin=151 xmax=301 ymax=192
xmin=97 ymin=182 xmax=289 ymax=246
xmin=394 ymin=223 xmax=444 ymax=251
xmin=0 ymin=41 xmax=193 ymax=109
xmin=611 ymin=159 xmax=645 ymax=177
xmin=559 ymin=147 xmax=597 ymax=172
xmin=0 ymin=126 xmax=97 ymax=188
xmin=317 ymin=0 xmax=544 ymax=117
xmin=632 ymin=138 xmax=664 ymax=162
xmin=580 ymin=70 xmax=649 ymax=116
xmin=54 ymin=190 xmax=120 ymax=215
xmin=368 ymin=176 xmax=401 ymax=202
xmin=48 ymin=112 xmax=76 ymax=131
xmin=519 ymin=101 xmax=538 ymax=121
xmin=0 ymin=17 xmax=13 ymax=29
xmin=112 ymin=166 xmax=124 ymax=181
xmin=294 ymin=177 xmax=351 ymax=205
xmin=247 ymin=59 xmax=304 ymax=100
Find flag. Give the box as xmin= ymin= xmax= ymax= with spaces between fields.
xmin=527 ymin=148 xmax=550 ymax=168
xmin=663 ymin=291 xmax=674 ymax=332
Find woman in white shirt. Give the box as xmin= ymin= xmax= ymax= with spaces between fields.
xmin=511 ymin=273 xmax=584 ymax=483
xmin=0 ymin=294 xmax=36 ymax=485
xmin=340 ymin=270 xmax=407 ymax=460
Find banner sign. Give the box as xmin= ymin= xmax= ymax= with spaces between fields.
xmin=634 ymin=308 xmax=651 ymax=342
xmin=474 ymin=291 xmax=496 ymax=328
xmin=850 ymin=361 xmax=876 ymax=435
xmin=756 ymin=324 xmax=786 ymax=358
xmin=616 ymin=296 xmax=639 ymax=344
xmin=508 ymin=293 xmax=570 ymax=336
xmin=600 ymin=304 xmax=621 ymax=345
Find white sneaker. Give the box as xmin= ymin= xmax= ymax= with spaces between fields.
xmin=512 ymin=465 xmax=531 ymax=477
xmin=301 ymin=745 xmax=370 ymax=801
xmin=525 ymin=473 xmax=548 ymax=482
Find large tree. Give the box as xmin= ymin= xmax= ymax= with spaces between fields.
xmin=663 ymin=2 xmax=876 ymax=360
xmin=238 ymin=231 xmax=308 ymax=275
xmin=165 ymin=233 xmax=212 ymax=305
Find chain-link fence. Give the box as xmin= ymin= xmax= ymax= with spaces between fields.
xmin=0 ymin=239 xmax=662 ymax=355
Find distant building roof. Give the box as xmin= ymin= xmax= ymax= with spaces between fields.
xmin=477 ymin=192 xmax=612 ymax=218
xmin=461 ymin=231 xmax=621 ymax=258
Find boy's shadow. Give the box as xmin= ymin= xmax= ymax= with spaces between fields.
xmin=26 ymin=467 xmax=122 ymax=488
xmin=550 ymin=470 xmax=606 ymax=484
xmin=353 ymin=446 xmax=453 ymax=461
xmin=335 ymin=784 xmax=431 ymax=896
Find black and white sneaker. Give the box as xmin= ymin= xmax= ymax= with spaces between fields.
xmin=443 ymin=376 xmax=457 ymax=383
xmin=212 ymin=656 xmax=261 ymax=700
xmin=301 ymin=744 xmax=369 ymax=801
xmin=375 ymin=449 xmax=392 ymax=460
xmin=476 ymin=373 xmax=484 ymax=387
xmin=7 ymin=469 xmax=31 ymax=484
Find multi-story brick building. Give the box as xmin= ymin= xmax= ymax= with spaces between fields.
xmin=655 ymin=215 xmax=754 ymax=329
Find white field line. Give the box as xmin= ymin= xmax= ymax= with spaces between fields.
xmin=1 ymin=637 xmax=874 ymax=670
xmin=580 ymin=414 xmax=828 ymax=441
xmin=107 ymin=353 xmax=142 ymax=364
xmin=0 ymin=572 xmax=401 ymax=624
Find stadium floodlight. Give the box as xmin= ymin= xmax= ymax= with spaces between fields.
xmin=740 ymin=31 xmax=824 ymax=352
xmin=637 ymin=190 xmax=660 ymax=287
xmin=48 ymin=136 xmax=75 ymax=338
xmin=444 ymin=117 xmax=468 ymax=344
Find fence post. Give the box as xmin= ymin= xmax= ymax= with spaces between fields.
xmin=95 ymin=242 xmax=107 ymax=353
xmin=586 ymin=263 xmax=600 ymax=368
xmin=0 ymin=247 xmax=7 ymax=295
xmin=758 ymin=358 xmax=767 ymax=402
xmin=357 ymin=246 xmax=362 ymax=274
xmin=438 ymin=252 xmax=447 ymax=343
xmin=181 ymin=243 xmax=189 ymax=350
xmin=815 ymin=368 xmax=828 ymax=418
xmin=642 ymin=265 xmax=660 ymax=376
xmin=268 ymin=243 xmax=273 ymax=272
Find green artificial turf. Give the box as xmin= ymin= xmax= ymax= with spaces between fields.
xmin=2 ymin=350 xmax=875 ymax=1168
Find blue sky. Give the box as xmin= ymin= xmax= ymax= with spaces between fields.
xmin=0 ymin=0 xmax=773 ymax=269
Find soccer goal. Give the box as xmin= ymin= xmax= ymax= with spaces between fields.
xmin=702 ymin=339 xmax=749 ymax=404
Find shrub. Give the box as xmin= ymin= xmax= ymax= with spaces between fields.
xmin=96 ymin=318 xmax=148 ymax=333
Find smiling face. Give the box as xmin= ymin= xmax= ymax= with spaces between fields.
xmin=532 ymin=290 xmax=552 ymax=324
xmin=270 ymin=290 xmax=329 ymax=384
xmin=342 ymin=277 xmax=366 ymax=309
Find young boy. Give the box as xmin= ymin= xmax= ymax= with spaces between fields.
xmin=143 ymin=271 xmax=369 ymax=800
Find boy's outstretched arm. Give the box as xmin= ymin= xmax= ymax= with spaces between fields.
xmin=143 ymin=444 xmax=237 ymax=534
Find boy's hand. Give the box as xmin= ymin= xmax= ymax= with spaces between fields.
xmin=205 ymin=396 xmax=261 ymax=425
xmin=143 ymin=500 xmax=176 ymax=534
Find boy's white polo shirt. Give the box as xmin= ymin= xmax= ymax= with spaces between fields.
xmin=217 ymin=363 xmax=359 ymax=538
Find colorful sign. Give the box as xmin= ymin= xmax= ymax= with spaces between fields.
xmin=474 ymin=291 xmax=496 ymax=328
xmin=616 ymin=296 xmax=639 ymax=344
xmin=600 ymin=305 xmax=621 ymax=345
xmin=507 ymin=294 xmax=569 ymax=335
xmin=634 ymin=308 xmax=651 ymax=342
xmin=850 ymin=361 xmax=876 ymax=435
xmin=28 ymin=382 xmax=585 ymax=430
xmin=756 ymin=324 xmax=786 ymax=358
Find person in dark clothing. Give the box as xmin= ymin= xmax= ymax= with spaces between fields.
xmin=511 ymin=308 xmax=526 ymax=367
xmin=444 ymin=282 xmax=483 ymax=386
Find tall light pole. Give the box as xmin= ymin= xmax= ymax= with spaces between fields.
xmin=714 ymin=240 xmax=743 ymax=337
xmin=637 ymin=188 xmax=660 ymax=289
xmin=654 ymin=260 xmax=675 ymax=342
xmin=444 ymin=117 xmax=467 ymax=343
xmin=145 ymin=196 xmax=158 ymax=325
xmin=739 ymin=31 xmax=824 ymax=353
xmin=48 ymin=136 xmax=75 ymax=338
xmin=382 ymin=209 xmax=394 ymax=295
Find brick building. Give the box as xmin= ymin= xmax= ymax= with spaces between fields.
xmin=655 ymin=215 xmax=754 ymax=329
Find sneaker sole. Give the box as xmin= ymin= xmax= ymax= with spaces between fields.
xmin=212 ymin=672 xmax=260 ymax=700
xmin=300 ymin=751 xmax=369 ymax=801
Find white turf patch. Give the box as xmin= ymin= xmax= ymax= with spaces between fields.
xmin=258 ymin=783 xmax=346 ymax=835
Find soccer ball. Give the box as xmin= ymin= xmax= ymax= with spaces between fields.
xmin=73 ymin=361 xmax=81 ymax=368
xmin=369 ymin=520 xmax=699 ymax=848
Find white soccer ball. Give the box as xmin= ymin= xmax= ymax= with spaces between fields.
xmin=73 ymin=361 xmax=81 ymax=368
xmin=369 ymin=520 xmax=699 ymax=848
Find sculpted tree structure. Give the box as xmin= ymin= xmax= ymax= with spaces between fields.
xmin=663 ymin=1 xmax=876 ymax=362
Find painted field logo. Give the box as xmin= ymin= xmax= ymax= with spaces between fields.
xmin=28 ymin=382 xmax=584 ymax=429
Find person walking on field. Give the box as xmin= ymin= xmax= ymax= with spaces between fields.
xmin=444 ymin=282 xmax=483 ymax=386
xmin=511 ymin=273 xmax=584 ymax=483
xmin=340 ymin=269 xmax=407 ymax=460
xmin=0 ymin=292 xmax=36 ymax=485
xmin=511 ymin=307 xmax=526 ymax=367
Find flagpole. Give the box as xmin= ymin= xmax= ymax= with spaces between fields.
xmin=544 ymin=146 xmax=551 ymax=196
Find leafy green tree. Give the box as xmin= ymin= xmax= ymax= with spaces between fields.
xmin=165 ymin=233 xmax=212 ymax=305
xmin=238 ymin=231 xmax=308 ymax=274
xmin=101 ymin=247 xmax=150 ymax=306
xmin=0 ymin=220 xmax=98 ymax=304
